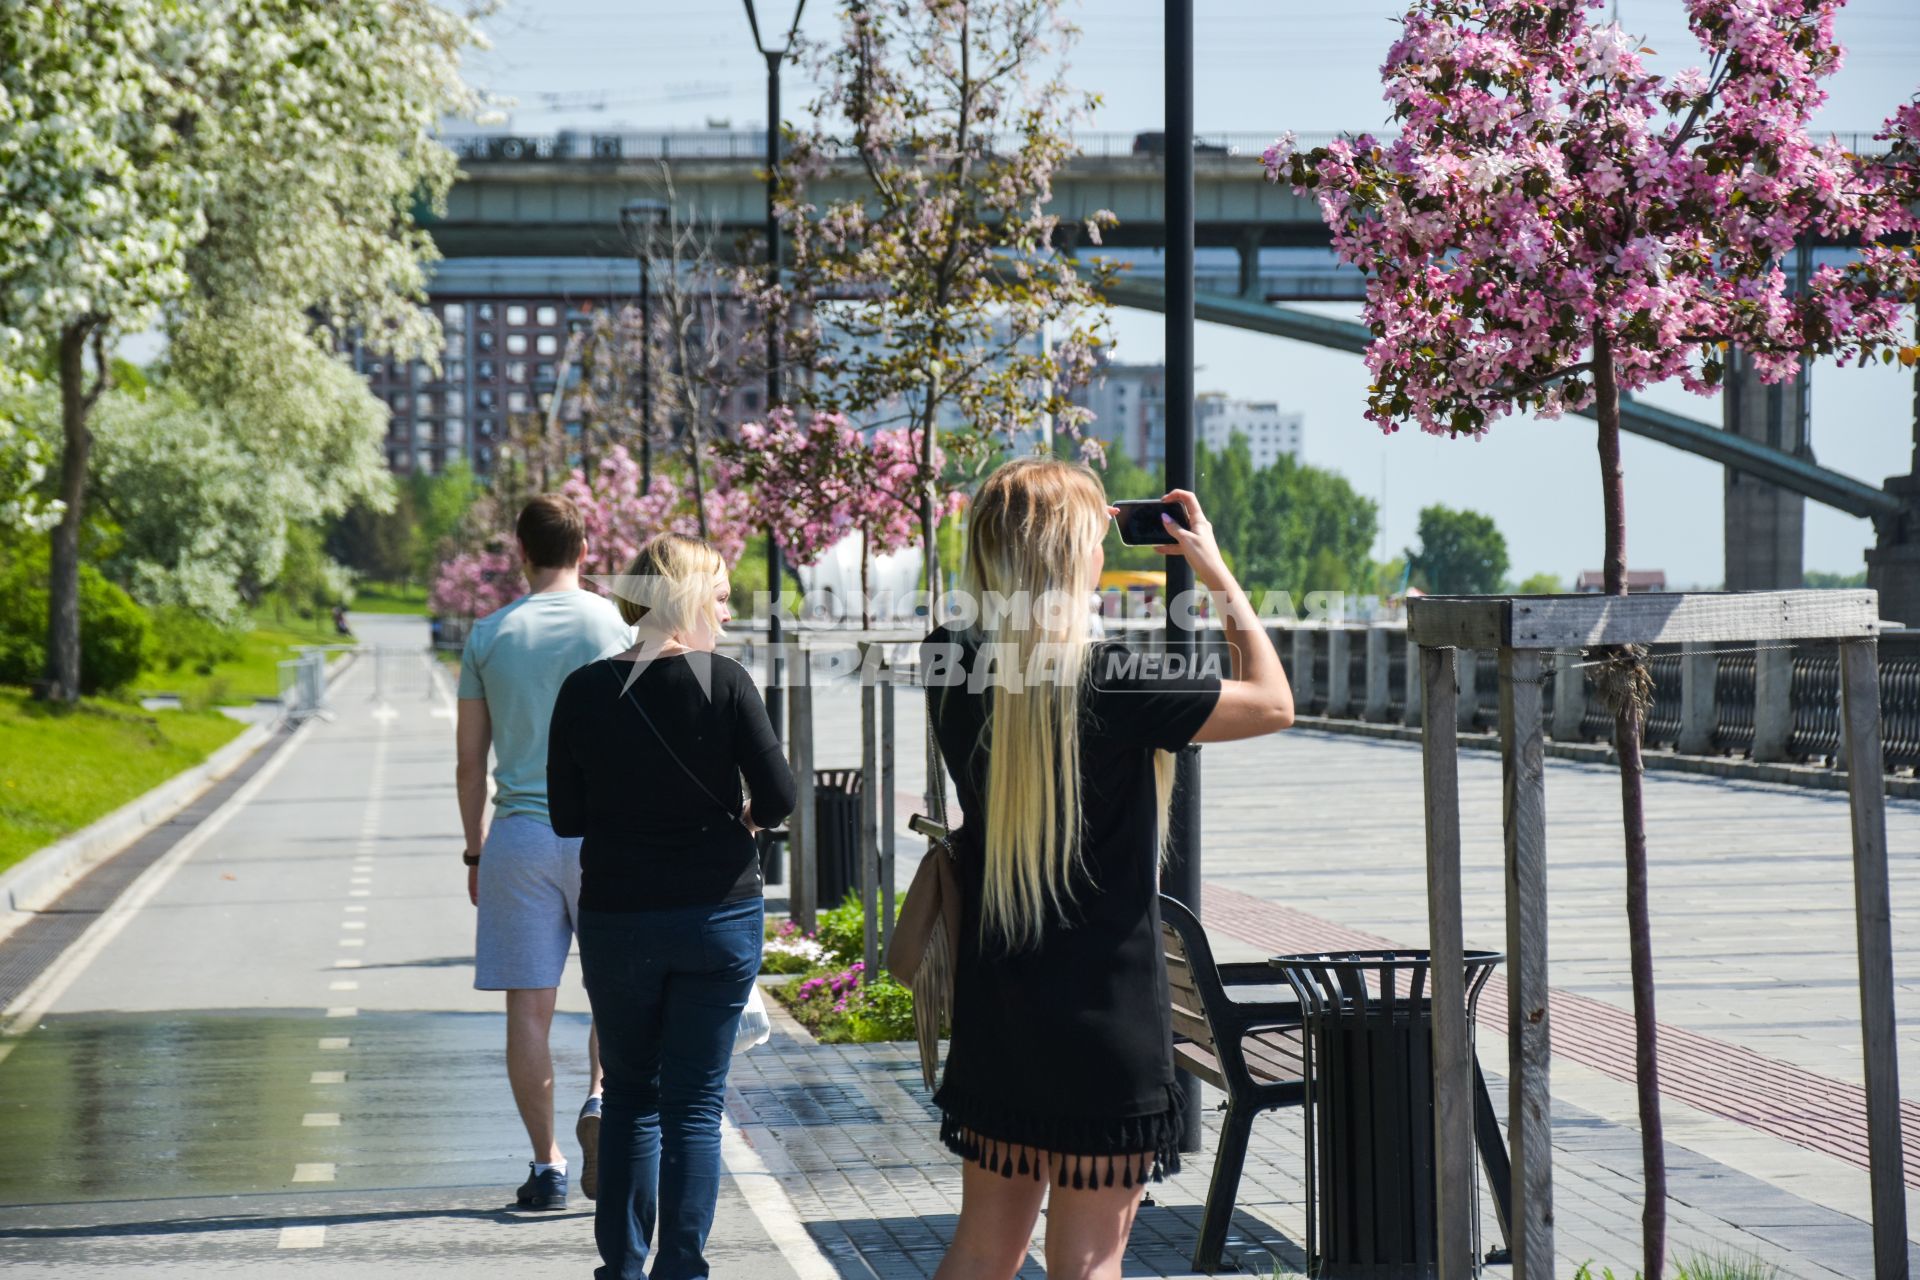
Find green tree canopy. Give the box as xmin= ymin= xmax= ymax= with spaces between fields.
xmin=1408 ymin=504 xmax=1510 ymax=595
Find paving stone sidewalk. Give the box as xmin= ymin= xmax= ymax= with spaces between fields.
xmin=733 ymin=995 xmax=1879 ymax=1279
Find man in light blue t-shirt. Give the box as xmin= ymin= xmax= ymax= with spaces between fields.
xmin=456 ymin=494 xmax=632 ymax=1212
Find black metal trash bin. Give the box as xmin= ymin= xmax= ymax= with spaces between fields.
xmin=1269 ymin=949 xmax=1501 ymax=1280
xmin=812 ymin=768 xmax=862 ymax=909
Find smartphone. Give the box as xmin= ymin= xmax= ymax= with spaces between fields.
xmin=1112 ymin=499 xmax=1189 ymax=547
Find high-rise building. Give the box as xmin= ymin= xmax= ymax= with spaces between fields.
xmin=1071 ymin=361 xmax=1165 ymax=466
xmin=1071 ymin=359 xmax=1302 ymax=471
xmin=351 ymin=258 xmax=770 ymax=479
xmin=1197 ymin=393 xmax=1304 ymax=470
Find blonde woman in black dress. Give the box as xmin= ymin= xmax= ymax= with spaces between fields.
xmin=921 ymin=457 xmax=1295 ymax=1279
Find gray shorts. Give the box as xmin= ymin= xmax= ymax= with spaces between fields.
xmin=474 ymin=813 xmax=583 ymax=991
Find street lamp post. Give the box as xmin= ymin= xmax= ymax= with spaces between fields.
xmin=744 ymin=0 xmax=807 ymax=741
xmin=1163 ymin=0 xmax=1205 ymax=1156
xmin=619 ymin=199 xmax=669 ymax=493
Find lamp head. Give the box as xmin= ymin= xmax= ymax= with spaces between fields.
xmin=743 ymin=0 xmax=807 ymax=57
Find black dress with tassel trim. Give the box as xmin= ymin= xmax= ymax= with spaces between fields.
xmin=920 ymin=627 xmax=1224 ymax=1187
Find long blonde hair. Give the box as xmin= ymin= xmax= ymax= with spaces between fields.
xmin=958 ymin=457 xmax=1167 ymax=951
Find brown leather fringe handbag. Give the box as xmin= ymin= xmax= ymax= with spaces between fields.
xmin=886 ymin=682 xmax=960 ymax=1090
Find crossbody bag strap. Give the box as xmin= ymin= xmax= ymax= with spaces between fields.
xmin=607 ymin=662 xmax=748 ymax=830
xmin=924 ymin=672 xmax=952 ymax=850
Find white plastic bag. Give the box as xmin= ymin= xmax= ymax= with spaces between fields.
xmin=734 ymin=983 xmax=772 ymax=1054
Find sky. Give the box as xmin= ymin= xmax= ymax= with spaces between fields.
xmin=461 ymin=0 xmax=1920 ymax=587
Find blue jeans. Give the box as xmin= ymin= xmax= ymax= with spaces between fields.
xmin=577 ymin=898 xmax=762 ymax=1280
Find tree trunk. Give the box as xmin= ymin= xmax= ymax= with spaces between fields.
xmin=919 ymin=368 xmax=942 ymax=608
xmin=689 ymin=433 xmax=710 ymax=541
xmin=860 ymin=529 xmax=872 ymax=631
xmin=44 ymin=320 xmax=99 ymax=704
xmin=1595 ymin=325 xmax=1667 ymax=1280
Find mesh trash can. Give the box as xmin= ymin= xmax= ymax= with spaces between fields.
xmin=813 ymin=768 xmax=862 ymax=908
xmin=1269 ymin=949 xmax=1502 ymax=1280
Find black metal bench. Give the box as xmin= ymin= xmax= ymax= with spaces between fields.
xmin=1161 ymin=894 xmax=1308 ymax=1273
xmin=1161 ymin=894 xmax=1515 ymax=1274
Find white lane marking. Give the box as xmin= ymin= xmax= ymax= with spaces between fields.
xmin=0 ymin=716 xmax=322 ymax=1057
xmin=338 ymin=938 xmax=365 ymax=948
xmin=319 ymin=1037 xmax=350 ymax=1050
xmin=341 ymin=921 xmax=366 ymax=930
xmin=344 ymin=905 xmax=367 ymax=914
xmin=349 ymin=889 xmax=370 ymax=898
xmin=292 ymin=1163 xmax=336 ymax=1183
xmin=720 ymin=1115 xmax=841 ymax=1280
xmin=310 ymin=1071 xmax=346 ymax=1084
xmin=278 ymin=1225 xmax=327 ymax=1249
xmin=302 ymin=1112 xmax=341 ymax=1127
xmin=349 ymin=876 xmax=371 ymax=886
xmin=332 ymin=959 xmax=362 ymax=969
xmin=325 ymin=1007 xmax=357 ymax=1019
xmin=329 ymin=980 xmax=358 ymax=991
xmin=371 ymin=704 xmax=398 ymax=725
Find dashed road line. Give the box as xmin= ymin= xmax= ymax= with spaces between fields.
xmin=278 ymin=1225 xmax=326 ymax=1248
xmin=291 ymin=1162 xmax=336 ymax=1183
xmin=302 ymin=1112 xmax=341 ymax=1127
xmin=310 ymin=1071 xmax=346 ymax=1085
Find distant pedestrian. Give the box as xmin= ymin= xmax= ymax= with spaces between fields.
xmin=456 ymin=494 xmax=633 ymax=1212
xmin=920 ymin=458 xmax=1294 ymax=1280
xmin=548 ymin=532 xmax=795 ymax=1280
xmin=332 ymin=604 xmax=353 ymax=639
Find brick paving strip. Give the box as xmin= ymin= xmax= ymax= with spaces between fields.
xmin=1203 ymin=883 xmax=1920 ymax=1189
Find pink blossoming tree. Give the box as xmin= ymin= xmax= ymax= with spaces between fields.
xmin=1268 ymin=1 xmax=1920 ymax=1272
xmin=725 ymin=408 xmax=963 ymax=626
xmin=430 ymin=443 xmax=754 ymax=621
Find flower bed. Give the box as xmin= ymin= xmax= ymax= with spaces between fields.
xmin=763 ymin=895 xmax=915 ymax=1043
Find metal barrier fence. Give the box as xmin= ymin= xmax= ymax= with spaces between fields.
xmin=276 ymin=646 xmax=352 ymax=724
xmin=367 ymin=645 xmax=441 ymax=703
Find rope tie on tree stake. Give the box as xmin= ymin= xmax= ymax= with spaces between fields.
xmin=1590 ymin=642 xmax=1657 ymax=725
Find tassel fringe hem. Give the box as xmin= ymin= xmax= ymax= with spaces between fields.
xmin=935 ymin=1093 xmax=1184 ymax=1189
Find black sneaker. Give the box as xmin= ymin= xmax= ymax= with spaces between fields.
xmin=515 ymin=1162 xmax=568 ymax=1210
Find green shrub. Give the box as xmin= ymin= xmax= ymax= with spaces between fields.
xmin=814 ymin=893 xmax=869 ymax=966
xmin=0 ymin=547 xmax=150 ymax=694
xmin=150 ymin=606 xmax=243 ymax=676
xmin=846 ymin=975 xmax=916 ymax=1042
xmin=1572 ymin=1257 xmax=1779 ymax=1280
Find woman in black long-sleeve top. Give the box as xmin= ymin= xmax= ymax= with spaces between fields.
xmin=548 ymin=532 xmax=794 ymax=1280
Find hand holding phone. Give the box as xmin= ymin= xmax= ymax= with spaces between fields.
xmin=1112 ymin=499 xmax=1190 ymax=546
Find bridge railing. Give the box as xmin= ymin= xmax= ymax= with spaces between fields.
xmin=1092 ymin=616 xmax=1920 ymax=780
xmin=442 ymin=128 xmax=1894 ymax=165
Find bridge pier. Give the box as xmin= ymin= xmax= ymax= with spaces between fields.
xmin=1866 ymin=314 xmax=1920 ymax=625
xmin=1236 ymin=229 xmax=1263 ymax=298
xmin=1722 ymin=347 xmax=1809 ymax=592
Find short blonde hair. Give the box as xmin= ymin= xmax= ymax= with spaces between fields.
xmin=614 ymin=533 xmax=726 ymax=637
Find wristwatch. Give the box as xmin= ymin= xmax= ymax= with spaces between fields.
xmin=462 ymin=848 xmax=481 ymax=866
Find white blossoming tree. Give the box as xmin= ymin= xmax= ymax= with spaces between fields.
xmin=0 ymin=0 xmax=487 ymax=700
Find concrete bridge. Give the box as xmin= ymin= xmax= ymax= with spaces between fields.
xmin=426 ymin=129 xmax=1920 ymax=615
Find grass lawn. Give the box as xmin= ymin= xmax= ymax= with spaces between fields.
xmin=351 ymin=581 xmax=429 ymax=615
xmin=0 ymin=688 xmax=247 ymax=876
xmin=135 ymin=607 xmax=342 ymax=705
